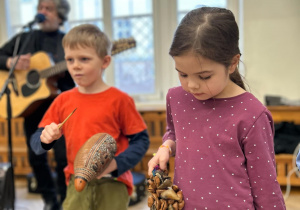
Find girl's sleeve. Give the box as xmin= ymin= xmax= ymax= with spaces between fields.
xmin=162 ymin=90 xmax=176 ymax=142
xmin=243 ymin=111 xmax=286 ymax=209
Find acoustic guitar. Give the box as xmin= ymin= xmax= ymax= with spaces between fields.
xmin=0 ymin=38 xmax=136 ymax=118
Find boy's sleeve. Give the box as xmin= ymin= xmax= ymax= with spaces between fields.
xmin=110 ymin=94 xmax=149 ymax=176
xmin=118 ymin=95 xmax=147 ymax=135
xmin=111 ymin=129 xmax=149 ymax=177
xmin=30 ymin=128 xmax=57 ymax=155
xmin=30 ymin=95 xmax=62 ymax=155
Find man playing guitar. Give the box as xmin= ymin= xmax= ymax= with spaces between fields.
xmin=0 ymin=1 xmax=74 ymax=209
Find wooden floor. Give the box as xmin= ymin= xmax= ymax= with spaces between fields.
xmin=281 ymin=186 xmax=300 ymax=210
xmin=13 ymin=177 xmax=149 ymax=210
xmin=12 ymin=177 xmax=300 ymax=210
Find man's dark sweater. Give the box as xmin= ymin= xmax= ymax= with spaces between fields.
xmin=0 ymin=29 xmax=74 ymax=204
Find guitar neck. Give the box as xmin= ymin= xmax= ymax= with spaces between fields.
xmin=39 ymin=37 xmax=136 ymax=79
xmin=40 ymin=61 xmax=67 ymax=78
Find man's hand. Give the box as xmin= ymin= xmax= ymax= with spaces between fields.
xmin=6 ymin=53 xmax=31 ymax=70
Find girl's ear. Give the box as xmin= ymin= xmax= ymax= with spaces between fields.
xmin=229 ymin=54 xmax=240 ymax=74
xmin=102 ymin=55 xmax=111 ymax=69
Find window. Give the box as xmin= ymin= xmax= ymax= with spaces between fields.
xmin=67 ymin=0 xmax=103 ymax=28
xmin=112 ymin=0 xmax=154 ymax=95
xmin=6 ymin=0 xmax=39 ymax=34
xmin=177 ymin=0 xmax=226 ymax=22
xmin=3 ymin=0 xmax=238 ymax=104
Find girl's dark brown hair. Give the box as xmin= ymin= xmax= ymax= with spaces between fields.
xmin=169 ymin=7 xmax=245 ymax=90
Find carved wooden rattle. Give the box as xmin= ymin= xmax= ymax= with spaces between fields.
xmin=74 ymin=133 xmax=117 ymax=192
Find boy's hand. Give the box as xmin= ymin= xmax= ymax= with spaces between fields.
xmin=40 ymin=122 xmax=62 ymax=144
xmin=96 ymin=159 xmax=117 ymax=179
xmin=148 ymin=147 xmax=170 ymax=177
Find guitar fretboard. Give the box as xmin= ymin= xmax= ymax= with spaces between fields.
xmin=40 ymin=61 xmax=67 ymax=78
xmin=38 ymin=38 xmax=136 ymax=79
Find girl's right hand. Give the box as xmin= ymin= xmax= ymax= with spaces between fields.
xmin=40 ymin=122 xmax=62 ymax=144
xmin=148 ymin=146 xmax=170 ymax=176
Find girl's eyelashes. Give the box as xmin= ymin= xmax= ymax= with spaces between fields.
xmin=199 ymin=75 xmax=211 ymax=80
xmin=179 ymin=73 xmax=211 ymax=80
xmin=176 ymin=68 xmax=212 ymax=80
xmin=179 ymin=73 xmax=187 ymax=78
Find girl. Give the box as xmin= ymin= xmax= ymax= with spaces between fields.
xmin=148 ymin=7 xmax=286 ymax=209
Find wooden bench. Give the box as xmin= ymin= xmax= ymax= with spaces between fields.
xmin=0 ymin=112 xmax=166 ymax=177
xmin=1 ymin=106 xmax=299 ymax=186
xmin=135 ymin=106 xmax=300 ymax=185
xmin=267 ymin=106 xmax=300 ymax=186
xmin=0 ymin=117 xmax=55 ymax=176
xmin=132 ymin=110 xmax=175 ymax=179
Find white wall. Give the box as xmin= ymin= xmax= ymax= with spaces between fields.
xmin=0 ymin=0 xmax=8 ymax=46
xmin=243 ymin=0 xmax=300 ymax=103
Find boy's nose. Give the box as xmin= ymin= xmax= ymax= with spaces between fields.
xmin=73 ymin=60 xmax=81 ymax=69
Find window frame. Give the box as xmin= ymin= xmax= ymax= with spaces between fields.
xmin=1 ymin=0 xmax=243 ymax=105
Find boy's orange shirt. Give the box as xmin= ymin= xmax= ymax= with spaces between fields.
xmin=38 ymin=87 xmax=146 ymax=195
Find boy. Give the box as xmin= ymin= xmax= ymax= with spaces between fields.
xmin=30 ymin=24 xmax=150 ymax=210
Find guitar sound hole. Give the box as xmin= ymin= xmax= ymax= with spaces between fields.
xmin=27 ymin=70 xmax=40 ymax=89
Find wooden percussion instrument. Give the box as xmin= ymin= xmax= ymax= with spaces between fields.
xmin=74 ymin=133 xmax=117 ymax=192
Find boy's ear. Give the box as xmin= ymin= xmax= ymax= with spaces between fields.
xmin=229 ymin=54 xmax=240 ymax=74
xmin=102 ymin=55 xmax=111 ymax=69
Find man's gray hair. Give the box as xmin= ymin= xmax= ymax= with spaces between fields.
xmin=39 ymin=0 xmax=70 ymax=24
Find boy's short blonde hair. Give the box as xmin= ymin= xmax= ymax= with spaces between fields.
xmin=62 ymin=24 xmax=112 ymax=58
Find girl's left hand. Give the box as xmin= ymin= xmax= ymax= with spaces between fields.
xmin=148 ymin=147 xmax=170 ymax=176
